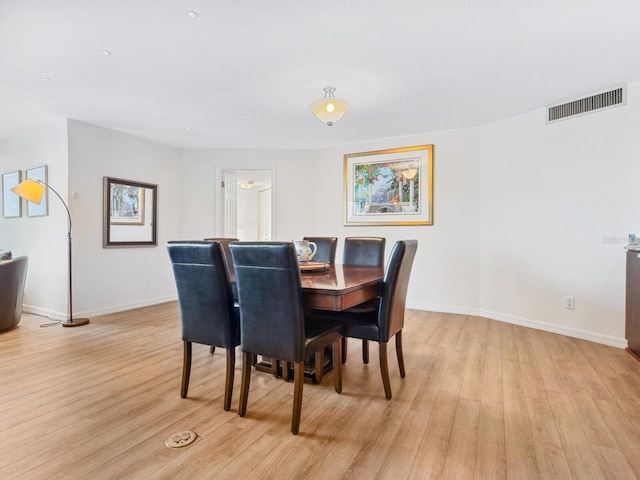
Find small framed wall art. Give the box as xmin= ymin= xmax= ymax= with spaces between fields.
xmin=26 ymin=165 xmax=48 ymax=217
xmin=2 ymin=170 xmax=22 ymax=218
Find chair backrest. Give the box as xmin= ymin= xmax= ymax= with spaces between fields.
xmin=203 ymin=238 xmax=239 ymax=275
xmin=230 ymin=242 xmax=306 ymax=363
xmin=0 ymin=255 xmax=28 ymax=331
xmin=167 ymin=241 xmax=239 ymax=348
xmin=378 ymin=240 xmax=418 ymax=341
xmin=342 ymin=237 xmax=386 ymax=266
xmin=303 ymin=236 xmax=338 ymax=264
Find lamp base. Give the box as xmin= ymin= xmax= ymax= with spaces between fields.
xmin=61 ymin=318 xmax=90 ymax=327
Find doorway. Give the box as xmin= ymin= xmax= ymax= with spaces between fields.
xmin=219 ymin=169 xmax=273 ymax=240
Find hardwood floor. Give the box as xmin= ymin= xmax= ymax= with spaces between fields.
xmin=2 ymin=303 xmax=640 ymax=479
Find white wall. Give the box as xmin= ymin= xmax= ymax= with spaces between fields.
xmin=0 ymin=119 xmax=70 ymax=319
xmin=3 ymin=80 xmax=640 ymax=347
xmin=178 ymin=148 xmax=321 ymax=241
xmin=67 ymin=121 xmax=182 ymax=316
xmin=477 ymin=83 xmax=640 ymax=346
xmin=237 ymin=187 xmax=259 ymax=240
xmin=311 ymin=132 xmax=481 ymax=314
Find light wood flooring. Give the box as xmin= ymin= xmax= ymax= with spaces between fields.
xmin=2 ymin=303 xmax=640 ymax=479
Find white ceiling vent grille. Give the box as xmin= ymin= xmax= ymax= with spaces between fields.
xmin=547 ymin=86 xmax=626 ymax=123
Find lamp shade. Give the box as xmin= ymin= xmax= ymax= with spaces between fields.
xmin=11 ymin=178 xmax=45 ymax=204
xmin=310 ymin=87 xmax=350 ymax=126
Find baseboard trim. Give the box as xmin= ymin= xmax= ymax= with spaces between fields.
xmin=406 ymin=301 xmax=627 ymax=349
xmin=26 ymin=297 xmax=626 ymax=349
xmin=23 ymin=295 xmax=178 ymax=321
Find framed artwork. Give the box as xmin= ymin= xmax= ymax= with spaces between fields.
xmin=103 ymin=177 xmax=158 ymax=247
xmin=109 ymin=183 xmax=145 ymax=225
xmin=2 ymin=170 xmax=22 ymax=218
xmin=344 ymin=145 xmax=433 ymax=226
xmin=26 ymin=165 xmax=48 ymax=217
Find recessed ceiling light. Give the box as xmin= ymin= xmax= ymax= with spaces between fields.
xmin=42 ymin=77 xmax=50 ymax=82
xmin=186 ymin=10 xmax=198 ymax=18
xmin=101 ymin=50 xmax=112 ymax=56
xmin=186 ymin=127 xmax=191 ymax=131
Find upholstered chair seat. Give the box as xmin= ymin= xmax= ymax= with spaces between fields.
xmin=321 ymin=240 xmax=418 ymax=399
xmin=341 ymin=236 xmax=386 ymax=363
xmin=0 ymin=255 xmax=28 ymax=332
xmin=303 ymin=236 xmax=338 ymax=264
xmin=230 ymin=241 xmax=343 ymax=435
xmin=167 ymin=241 xmax=240 ymax=411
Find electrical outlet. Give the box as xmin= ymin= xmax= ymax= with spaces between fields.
xmin=146 ymin=277 xmax=151 ymax=287
xmin=565 ymin=296 xmax=575 ymax=310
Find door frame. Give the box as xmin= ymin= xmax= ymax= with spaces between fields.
xmin=215 ymin=168 xmax=276 ymax=240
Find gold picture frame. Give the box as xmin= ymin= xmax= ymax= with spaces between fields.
xmin=344 ymin=145 xmax=433 ymax=226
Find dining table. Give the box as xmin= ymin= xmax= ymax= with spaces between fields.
xmin=232 ymin=262 xmax=384 ymax=383
xmin=298 ymin=262 xmax=384 ymax=313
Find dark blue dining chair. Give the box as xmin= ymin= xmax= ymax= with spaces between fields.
xmin=203 ymin=237 xmax=239 ymax=277
xmin=167 ymin=241 xmax=240 ymax=411
xmin=322 ymin=240 xmax=417 ymax=399
xmin=230 ymin=241 xmax=343 ymax=435
xmin=203 ymin=237 xmax=239 ymax=354
xmin=303 ymin=236 xmax=338 ymax=264
xmin=342 ymin=236 xmax=386 ymax=267
xmin=341 ymin=236 xmax=386 ymax=363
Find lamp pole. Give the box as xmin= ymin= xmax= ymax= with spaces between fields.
xmin=37 ymin=180 xmax=90 ymax=327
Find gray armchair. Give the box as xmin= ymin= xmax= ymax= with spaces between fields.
xmin=0 ymin=255 xmax=28 ymax=332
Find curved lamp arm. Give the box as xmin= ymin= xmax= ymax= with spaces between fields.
xmin=10 ymin=178 xmax=88 ymax=326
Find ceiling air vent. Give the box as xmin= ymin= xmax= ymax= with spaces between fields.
xmin=547 ymin=86 xmax=626 ymax=123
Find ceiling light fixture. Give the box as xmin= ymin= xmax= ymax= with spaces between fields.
xmin=186 ymin=10 xmax=198 ymax=18
xmin=309 ymin=86 xmax=350 ymax=126
xmin=238 ymin=181 xmax=254 ymax=190
xmin=101 ymin=50 xmax=112 ymax=56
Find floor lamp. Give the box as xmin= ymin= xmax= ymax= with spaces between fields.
xmin=12 ymin=178 xmax=90 ymax=327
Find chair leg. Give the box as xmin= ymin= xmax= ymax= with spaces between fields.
xmin=379 ymin=342 xmax=392 ymax=399
xmin=283 ymin=361 xmax=291 ymax=382
xmin=239 ymin=351 xmax=252 ymax=417
xmin=362 ymin=340 xmax=369 ymax=364
xmin=292 ymin=362 xmax=304 ymax=435
xmin=395 ymin=330 xmax=406 ymax=378
xmin=224 ymin=348 xmax=235 ymax=411
xmin=271 ymin=358 xmax=279 ymax=378
xmin=210 ymin=345 xmax=215 ymax=355
xmin=181 ymin=341 xmax=192 ymax=398
xmin=342 ymin=337 xmax=348 ymax=364
xmin=315 ymin=350 xmax=324 ymax=384
xmin=333 ymin=339 xmax=342 ymax=394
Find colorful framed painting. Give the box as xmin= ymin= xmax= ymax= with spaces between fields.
xmin=344 ymin=145 xmax=433 ymax=226
xmin=2 ymin=170 xmax=22 ymax=218
xmin=26 ymin=165 xmax=48 ymax=217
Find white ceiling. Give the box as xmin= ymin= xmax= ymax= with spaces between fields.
xmin=2 ymin=0 xmax=640 ymax=150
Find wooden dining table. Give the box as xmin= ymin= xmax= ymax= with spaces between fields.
xmin=298 ymin=263 xmax=384 ymax=313
xmin=231 ymin=263 xmax=384 ymax=383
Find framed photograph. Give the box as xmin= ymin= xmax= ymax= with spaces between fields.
xmin=26 ymin=165 xmax=48 ymax=217
xmin=109 ymin=183 xmax=145 ymax=225
xmin=2 ymin=170 xmax=22 ymax=218
xmin=103 ymin=177 xmax=158 ymax=247
xmin=344 ymin=145 xmax=433 ymax=226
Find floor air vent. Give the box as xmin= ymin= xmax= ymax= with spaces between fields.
xmin=547 ymin=86 xmax=626 ymax=123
